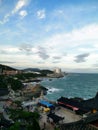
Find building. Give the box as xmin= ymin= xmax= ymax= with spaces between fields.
xmin=0 ymin=68 xmax=3 ymax=75
xmin=0 ymin=88 xmax=9 ymax=96
xmin=57 ymin=92 xmax=98 ymax=115
xmin=54 ymin=68 xmax=62 ymax=74
xmin=47 ymin=68 xmax=64 ymax=78
xmin=2 ymin=70 xmax=22 ymax=75
xmin=60 ymin=112 xmax=98 ymax=130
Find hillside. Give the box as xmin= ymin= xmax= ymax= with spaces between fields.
xmin=0 ymin=64 xmax=17 ymax=71
xmin=22 ymin=68 xmax=40 ymax=72
xmin=22 ymin=68 xmax=53 ymax=74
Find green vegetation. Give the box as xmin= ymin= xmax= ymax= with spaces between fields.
xmin=9 ymin=109 xmax=38 ymax=120
xmin=15 ymin=69 xmax=53 ymax=80
xmin=39 ymin=69 xmax=53 ymax=76
xmin=54 ymin=127 xmax=60 ymax=130
xmin=0 ymin=75 xmax=23 ymax=90
xmin=0 ymin=75 xmax=7 ymax=88
xmin=8 ymin=109 xmax=40 ymax=130
xmin=0 ymin=64 xmax=53 ymax=93
xmin=13 ymin=101 xmax=22 ymax=108
xmin=15 ymin=73 xmax=41 ymax=80
xmin=8 ymin=122 xmax=21 ymax=130
xmin=7 ymin=77 xmax=23 ymax=90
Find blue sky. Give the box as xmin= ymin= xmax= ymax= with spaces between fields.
xmin=0 ymin=0 xmax=98 ymax=73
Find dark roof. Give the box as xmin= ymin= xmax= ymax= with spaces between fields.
xmin=60 ymin=113 xmax=98 ymax=130
xmin=57 ymin=97 xmax=91 ymax=112
xmin=84 ymin=112 xmax=98 ymax=124
xmin=60 ymin=120 xmax=89 ymax=130
xmin=0 ymin=88 xmax=9 ymax=96
xmin=81 ymin=92 xmax=98 ymax=109
xmin=57 ymin=93 xmax=98 ymax=114
xmin=47 ymin=113 xmax=64 ymax=123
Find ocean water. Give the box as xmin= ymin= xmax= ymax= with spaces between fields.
xmin=41 ymin=73 xmax=98 ymax=101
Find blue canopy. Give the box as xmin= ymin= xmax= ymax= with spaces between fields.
xmin=39 ymin=100 xmax=54 ymax=108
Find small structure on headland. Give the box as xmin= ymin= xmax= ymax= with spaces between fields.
xmin=54 ymin=68 xmax=62 ymax=74
xmin=47 ymin=68 xmax=64 ymax=78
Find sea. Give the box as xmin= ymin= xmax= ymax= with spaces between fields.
xmin=41 ymin=73 xmax=98 ymax=101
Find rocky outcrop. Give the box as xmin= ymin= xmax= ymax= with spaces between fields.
xmin=22 ymin=84 xmax=48 ymax=98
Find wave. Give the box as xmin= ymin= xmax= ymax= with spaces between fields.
xmin=47 ymin=87 xmax=63 ymax=94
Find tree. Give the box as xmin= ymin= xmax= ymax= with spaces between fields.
xmin=9 ymin=109 xmax=41 ymax=130
xmin=8 ymin=122 xmax=21 ymax=130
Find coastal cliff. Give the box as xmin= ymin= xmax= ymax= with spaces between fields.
xmin=22 ymin=83 xmax=48 ymax=98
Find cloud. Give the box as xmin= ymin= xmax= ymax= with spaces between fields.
xmin=52 ymin=56 xmax=61 ymax=59
xmin=41 ymin=23 xmax=98 ymax=63
xmin=0 ymin=0 xmax=30 ymax=24
xmin=37 ymin=9 xmax=46 ymax=19
xmin=0 ymin=47 xmax=20 ymax=54
xmin=37 ymin=61 xmax=45 ymax=64
xmin=0 ymin=61 xmax=15 ymax=64
xmin=19 ymin=44 xmax=49 ymax=59
xmin=19 ymin=10 xmax=27 ymax=18
xmin=74 ymin=53 xmax=90 ymax=63
xmin=0 ymin=14 xmax=10 ymax=24
xmin=36 ymin=46 xmax=49 ymax=60
xmin=38 ymin=52 xmax=49 ymax=60
xmin=52 ymin=61 xmax=60 ymax=64
xmin=0 ymin=50 xmax=8 ymax=54
xmin=12 ymin=0 xmax=29 ymax=14
xmin=19 ymin=43 xmax=32 ymax=54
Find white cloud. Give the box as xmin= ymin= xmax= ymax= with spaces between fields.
xmin=12 ymin=0 xmax=29 ymax=14
xmin=0 ymin=0 xmax=30 ymax=24
xmin=0 ymin=13 xmax=10 ymax=24
xmin=0 ymin=46 xmax=20 ymax=54
xmin=0 ymin=46 xmax=49 ymax=69
xmin=43 ymin=24 xmax=98 ymax=52
xmin=19 ymin=10 xmax=27 ymax=18
xmin=88 ymin=53 xmax=98 ymax=62
xmin=70 ymin=24 xmax=98 ymax=42
xmin=1 ymin=23 xmax=98 ymax=72
xmin=37 ymin=9 xmax=46 ymax=19
xmin=93 ymin=44 xmax=98 ymax=49
xmin=32 ymin=23 xmax=98 ymax=70
xmin=57 ymin=10 xmax=64 ymax=14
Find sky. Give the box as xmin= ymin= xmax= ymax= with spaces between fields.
xmin=0 ymin=0 xmax=98 ymax=73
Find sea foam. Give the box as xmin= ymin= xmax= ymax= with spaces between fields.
xmin=47 ymin=87 xmax=63 ymax=94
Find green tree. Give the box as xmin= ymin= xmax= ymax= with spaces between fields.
xmin=7 ymin=77 xmax=23 ymax=90
xmin=9 ymin=109 xmax=40 ymax=130
xmin=8 ymin=122 xmax=21 ymax=130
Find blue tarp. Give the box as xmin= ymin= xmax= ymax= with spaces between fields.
xmin=39 ymin=100 xmax=54 ymax=108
